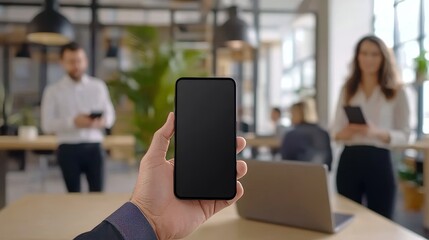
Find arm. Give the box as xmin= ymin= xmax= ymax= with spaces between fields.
xmin=389 ymin=88 xmax=411 ymax=145
xmin=330 ymin=88 xmax=350 ymax=141
xmin=76 ymin=113 xmax=248 ymax=240
xmin=74 ymin=221 xmax=123 ymax=240
xmin=101 ymin=82 xmax=115 ymax=128
xmin=74 ymin=202 xmax=157 ymax=240
xmin=280 ymin=132 xmax=294 ymax=160
xmin=41 ymin=86 xmax=75 ymax=134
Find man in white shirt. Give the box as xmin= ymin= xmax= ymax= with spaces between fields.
xmin=41 ymin=42 xmax=115 ymax=192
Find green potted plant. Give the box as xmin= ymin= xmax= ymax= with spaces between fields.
xmin=16 ymin=108 xmax=38 ymax=140
xmin=108 ymin=26 xmax=207 ymax=158
xmin=414 ymin=50 xmax=429 ymax=84
xmin=398 ymin=155 xmax=424 ymax=211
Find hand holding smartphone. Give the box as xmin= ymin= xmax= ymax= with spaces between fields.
xmin=343 ymin=106 xmax=366 ymax=125
xmin=174 ymin=77 xmax=237 ymax=200
xmin=89 ymin=111 xmax=103 ymax=119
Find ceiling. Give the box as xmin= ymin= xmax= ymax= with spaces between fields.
xmin=0 ymin=0 xmax=310 ymax=44
xmin=0 ymin=0 xmax=304 ymax=11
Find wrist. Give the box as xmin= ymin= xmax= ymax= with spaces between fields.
xmin=375 ymin=130 xmax=390 ymax=143
xmin=106 ymin=202 xmax=158 ymax=240
xmin=130 ymin=199 xmax=160 ymax=239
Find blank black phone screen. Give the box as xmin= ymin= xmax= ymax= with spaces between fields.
xmin=174 ymin=78 xmax=236 ymax=199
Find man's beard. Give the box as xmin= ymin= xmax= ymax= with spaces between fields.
xmin=67 ymin=71 xmax=83 ymax=81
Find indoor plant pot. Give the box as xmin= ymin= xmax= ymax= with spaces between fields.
xmin=17 ymin=108 xmax=38 ymax=140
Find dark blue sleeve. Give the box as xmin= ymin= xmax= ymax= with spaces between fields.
xmin=281 ymin=132 xmax=298 ymax=160
xmin=75 ymin=202 xmax=158 ymax=240
xmin=74 ymin=221 xmax=123 ymax=240
xmin=324 ymin=132 xmax=333 ymax=171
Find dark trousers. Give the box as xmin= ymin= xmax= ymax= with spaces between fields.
xmin=57 ymin=143 xmax=105 ymax=192
xmin=336 ymin=145 xmax=396 ymax=219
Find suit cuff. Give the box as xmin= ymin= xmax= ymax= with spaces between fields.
xmin=106 ymin=202 xmax=158 ymax=240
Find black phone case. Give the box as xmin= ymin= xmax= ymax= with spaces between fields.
xmin=174 ymin=77 xmax=237 ymax=200
xmin=343 ymin=106 xmax=366 ymax=124
xmin=89 ymin=112 xmax=103 ymax=119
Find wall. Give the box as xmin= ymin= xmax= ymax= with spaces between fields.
xmin=300 ymin=0 xmax=373 ymax=127
xmin=328 ymin=0 xmax=373 ymax=124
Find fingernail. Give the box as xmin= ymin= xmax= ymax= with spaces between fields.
xmin=167 ymin=112 xmax=173 ymax=121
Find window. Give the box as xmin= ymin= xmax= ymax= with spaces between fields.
xmin=302 ymin=59 xmax=315 ymax=88
xmin=294 ymin=29 xmax=314 ymax=61
xmin=425 ymin=0 xmax=429 ymax=34
xmin=281 ymin=67 xmax=301 ymax=91
xmin=396 ymin=0 xmax=420 ymax=42
xmin=374 ymin=0 xmax=429 ymax=134
xmin=424 ymin=81 xmax=429 ymax=133
xmin=281 ymin=27 xmax=315 ymax=93
xmin=374 ymin=0 xmax=395 ymax=47
xmin=397 ymin=41 xmax=420 ymax=83
xmin=282 ymin=36 xmax=294 ymax=69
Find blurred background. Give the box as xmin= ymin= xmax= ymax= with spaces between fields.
xmin=0 ymin=0 xmax=428 ymax=237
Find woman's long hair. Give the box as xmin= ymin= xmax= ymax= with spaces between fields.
xmin=344 ymin=35 xmax=400 ymax=104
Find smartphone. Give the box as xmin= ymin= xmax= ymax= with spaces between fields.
xmin=174 ymin=77 xmax=237 ymax=199
xmin=343 ymin=106 xmax=366 ymax=125
xmin=89 ymin=111 xmax=103 ymax=119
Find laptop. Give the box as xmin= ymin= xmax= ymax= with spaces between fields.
xmin=236 ymin=160 xmax=354 ymax=233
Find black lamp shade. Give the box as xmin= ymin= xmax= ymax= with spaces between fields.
xmin=16 ymin=43 xmax=31 ymax=58
xmin=220 ymin=6 xmax=250 ymax=49
xmin=27 ymin=0 xmax=74 ymax=46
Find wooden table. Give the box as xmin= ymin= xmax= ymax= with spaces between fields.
xmin=0 ymin=135 xmax=135 ymax=209
xmin=242 ymin=135 xmax=429 ymax=230
xmin=0 ymin=193 xmax=424 ymax=240
xmin=244 ymin=135 xmax=281 ymax=148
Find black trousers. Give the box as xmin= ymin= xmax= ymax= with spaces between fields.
xmin=57 ymin=143 xmax=105 ymax=192
xmin=336 ymin=145 xmax=396 ymax=219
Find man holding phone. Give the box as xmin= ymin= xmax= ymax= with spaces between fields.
xmin=76 ymin=113 xmax=248 ymax=240
xmin=41 ymin=42 xmax=115 ymax=192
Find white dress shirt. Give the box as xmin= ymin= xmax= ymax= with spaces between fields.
xmin=41 ymin=75 xmax=115 ymax=144
xmin=331 ymin=86 xmax=410 ymax=149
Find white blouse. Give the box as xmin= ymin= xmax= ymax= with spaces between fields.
xmin=331 ymin=86 xmax=410 ymax=149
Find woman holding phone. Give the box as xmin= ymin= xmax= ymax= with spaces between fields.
xmin=331 ymin=35 xmax=410 ymax=219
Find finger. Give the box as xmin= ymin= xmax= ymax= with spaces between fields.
xmin=236 ymin=160 xmax=247 ymax=180
xmin=167 ymin=158 xmax=174 ymax=166
xmin=227 ymin=181 xmax=244 ymax=205
xmin=236 ymin=137 xmax=246 ymax=154
xmin=217 ymin=181 xmax=245 ymax=213
xmin=145 ymin=112 xmax=175 ymax=160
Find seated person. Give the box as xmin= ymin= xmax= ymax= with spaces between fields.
xmin=271 ymin=107 xmax=287 ymax=138
xmin=270 ymin=107 xmax=287 ymax=157
xmin=280 ymin=99 xmax=333 ymax=170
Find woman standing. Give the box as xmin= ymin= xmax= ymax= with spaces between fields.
xmin=332 ymin=35 xmax=410 ymax=219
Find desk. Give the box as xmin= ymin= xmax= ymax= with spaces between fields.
xmin=244 ymin=135 xmax=280 ymax=148
xmin=0 ymin=135 xmax=135 ymax=209
xmin=0 ymin=193 xmax=424 ymax=240
xmin=243 ymin=136 xmax=429 ymax=230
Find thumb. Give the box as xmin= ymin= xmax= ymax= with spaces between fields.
xmin=145 ymin=112 xmax=175 ymax=160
